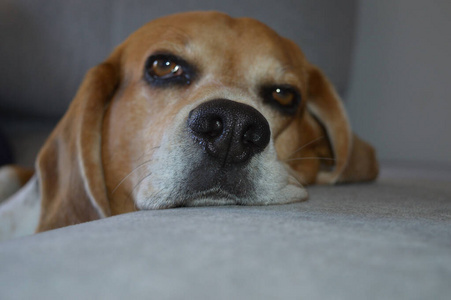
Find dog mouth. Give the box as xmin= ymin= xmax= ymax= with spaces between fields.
xmin=184 ymin=187 xmax=241 ymax=206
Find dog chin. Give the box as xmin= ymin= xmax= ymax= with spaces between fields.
xmin=182 ymin=187 xmax=242 ymax=206
xmin=185 ymin=197 xmax=238 ymax=207
xmin=137 ymin=188 xmax=241 ymax=209
xmin=136 ymin=183 xmax=308 ymax=210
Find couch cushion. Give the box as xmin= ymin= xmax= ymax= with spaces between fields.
xmin=0 ymin=0 xmax=356 ymax=117
xmin=0 ymin=163 xmax=450 ymax=299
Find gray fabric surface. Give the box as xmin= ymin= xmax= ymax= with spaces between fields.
xmin=0 ymin=163 xmax=450 ymax=300
xmin=0 ymin=0 xmax=356 ymax=117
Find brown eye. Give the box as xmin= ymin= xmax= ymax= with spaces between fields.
xmin=151 ymin=59 xmax=182 ymax=78
xmin=272 ymin=88 xmax=295 ymax=106
xmin=261 ymin=85 xmax=301 ymax=115
xmin=144 ymin=54 xmax=195 ymax=86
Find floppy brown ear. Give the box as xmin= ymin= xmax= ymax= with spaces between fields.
xmin=306 ymin=65 xmax=379 ymax=184
xmin=35 ymin=52 xmax=121 ymax=232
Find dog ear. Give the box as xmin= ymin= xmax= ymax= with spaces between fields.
xmin=306 ymin=65 xmax=378 ymax=184
xmin=35 ymin=51 xmax=121 ymax=232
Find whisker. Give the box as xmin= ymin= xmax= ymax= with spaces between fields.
xmin=284 ymin=157 xmax=336 ymax=163
xmin=127 ymin=172 xmax=153 ymax=202
xmin=133 ymin=146 xmax=161 ymax=162
xmin=112 ymin=159 xmax=154 ymax=195
xmin=286 ymin=136 xmax=325 ymax=159
xmin=288 ymin=174 xmax=305 ymax=187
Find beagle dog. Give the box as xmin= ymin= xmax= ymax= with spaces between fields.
xmin=0 ymin=11 xmax=378 ymax=241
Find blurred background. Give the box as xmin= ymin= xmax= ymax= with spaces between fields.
xmin=0 ymin=0 xmax=450 ymax=169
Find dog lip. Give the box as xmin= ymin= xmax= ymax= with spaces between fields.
xmin=184 ymin=188 xmax=240 ymax=206
xmin=197 ymin=188 xmax=237 ymax=199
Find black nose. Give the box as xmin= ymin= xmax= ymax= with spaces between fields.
xmin=187 ymin=99 xmax=271 ymax=165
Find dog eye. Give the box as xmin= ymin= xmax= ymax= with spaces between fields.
xmin=144 ymin=54 xmax=194 ymax=86
xmin=261 ymin=86 xmax=301 ymax=114
xmin=272 ymin=88 xmax=295 ymax=106
xmin=150 ymin=59 xmax=183 ymax=79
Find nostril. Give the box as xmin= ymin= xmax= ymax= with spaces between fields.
xmin=243 ymin=127 xmax=258 ymax=144
xmin=243 ymin=124 xmax=270 ymax=150
xmin=209 ymin=119 xmax=223 ymax=137
xmin=188 ymin=113 xmax=224 ymax=138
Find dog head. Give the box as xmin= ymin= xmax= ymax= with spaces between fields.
xmin=36 ymin=12 xmax=378 ymax=231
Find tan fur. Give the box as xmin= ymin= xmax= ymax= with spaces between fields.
xmin=36 ymin=61 xmax=119 ymax=231
xmin=2 ymin=12 xmax=378 ymax=234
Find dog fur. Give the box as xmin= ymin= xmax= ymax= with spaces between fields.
xmin=0 ymin=11 xmax=378 ymax=241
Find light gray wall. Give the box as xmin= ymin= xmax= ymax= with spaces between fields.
xmin=0 ymin=0 xmax=356 ymax=117
xmin=346 ymin=0 xmax=451 ymax=165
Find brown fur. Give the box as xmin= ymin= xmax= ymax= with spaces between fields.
xmin=11 ymin=166 xmax=34 ymax=186
xmin=27 ymin=12 xmax=378 ymax=232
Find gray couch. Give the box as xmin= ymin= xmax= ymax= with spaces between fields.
xmin=1 ymin=1 xmax=450 ymax=299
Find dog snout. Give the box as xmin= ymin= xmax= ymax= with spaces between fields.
xmin=187 ymin=99 xmax=270 ymax=165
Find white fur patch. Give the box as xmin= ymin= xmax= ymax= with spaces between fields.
xmin=0 ymin=166 xmax=22 ymax=203
xmin=0 ymin=175 xmax=41 ymax=241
